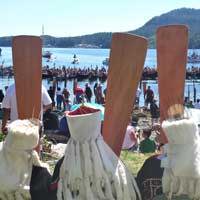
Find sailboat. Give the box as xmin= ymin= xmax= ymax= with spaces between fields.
xmin=41 ymin=25 xmax=53 ymax=59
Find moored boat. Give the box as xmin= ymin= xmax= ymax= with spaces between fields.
xmin=42 ymin=51 xmax=52 ymax=59
xmin=102 ymin=57 xmax=109 ymax=66
xmin=188 ymin=52 xmax=200 ymax=63
xmin=71 ymin=54 xmax=79 ymax=64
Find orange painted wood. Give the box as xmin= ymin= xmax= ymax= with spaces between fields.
xmin=12 ymin=36 xmax=42 ymax=119
xmin=103 ymin=33 xmax=148 ymax=156
xmin=157 ymin=25 xmax=188 ymax=143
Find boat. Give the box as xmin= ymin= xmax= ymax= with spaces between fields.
xmin=188 ymin=52 xmax=200 ymax=63
xmin=102 ymin=58 xmax=109 ymax=66
xmin=71 ymin=54 xmax=79 ymax=64
xmin=42 ymin=51 xmax=52 ymax=59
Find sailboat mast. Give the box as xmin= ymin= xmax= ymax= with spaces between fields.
xmin=42 ymin=24 xmax=44 ymax=36
xmin=41 ymin=24 xmax=44 ymax=47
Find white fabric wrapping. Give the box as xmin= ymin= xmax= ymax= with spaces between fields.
xmin=161 ymin=118 xmax=200 ymax=199
xmin=5 ymin=119 xmax=39 ymax=150
xmin=57 ymin=111 xmax=141 ymax=200
xmin=185 ymin=108 xmax=200 ymax=125
xmin=0 ymin=119 xmax=47 ymax=200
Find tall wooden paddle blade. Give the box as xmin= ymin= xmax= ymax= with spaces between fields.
xmin=157 ymin=25 xmax=188 ymax=143
xmin=12 ymin=36 xmax=42 ymax=119
xmin=103 ymin=33 xmax=148 ymax=156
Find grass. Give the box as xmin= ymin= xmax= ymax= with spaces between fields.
xmin=0 ymin=135 xmax=192 ymax=199
xmin=0 ymin=132 xmax=5 ymax=142
xmin=120 ymin=151 xmax=191 ymax=200
xmin=120 ymin=150 xmax=153 ymax=176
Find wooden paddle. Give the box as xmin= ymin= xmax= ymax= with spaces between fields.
xmin=12 ymin=36 xmax=42 ymax=119
xmin=103 ymin=33 xmax=148 ymax=156
xmin=157 ymin=25 xmax=188 ymax=143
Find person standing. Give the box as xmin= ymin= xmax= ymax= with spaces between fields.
xmin=0 ymin=89 xmax=4 ymax=103
xmin=56 ymin=87 xmax=63 ymax=110
xmin=62 ymin=88 xmax=71 ymax=111
xmin=93 ymin=82 xmax=98 ymax=103
xmin=73 ymin=79 xmax=84 ymax=104
xmin=144 ymin=86 xmax=154 ymax=107
xmin=4 ymin=86 xmax=8 ymax=92
xmin=103 ymin=88 xmax=107 ymax=97
xmin=150 ymin=99 xmax=159 ymax=125
xmin=96 ymin=84 xmax=104 ymax=104
xmin=1 ymin=83 xmax=52 ymax=134
xmin=48 ymin=86 xmax=55 ymax=107
xmin=194 ymin=99 xmax=200 ymax=109
xmin=135 ymin=87 xmax=141 ymax=107
xmin=85 ymin=83 xmax=92 ymax=102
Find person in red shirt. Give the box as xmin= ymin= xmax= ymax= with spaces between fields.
xmin=73 ymin=79 xmax=84 ymax=104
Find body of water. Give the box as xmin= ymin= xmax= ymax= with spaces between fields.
xmin=0 ymin=47 xmax=200 ymax=106
xmin=1 ymin=47 xmax=200 ymax=68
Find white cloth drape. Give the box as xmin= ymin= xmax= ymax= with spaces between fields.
xmin=161 ymin=118 xmax=200 ymax=199
xmin=0 ymin=119 xmax=48 ymax=200
xmin=57 ymin=111 xmax=141 ymax=200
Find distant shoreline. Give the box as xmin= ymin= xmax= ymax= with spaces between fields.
xmin=0 ymin=46 xmax=200 ymax=50
xmin=0 ymin=46 xmax=107 ymax=49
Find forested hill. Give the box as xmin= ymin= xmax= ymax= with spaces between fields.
xmin=0 ymin=32 xmax=112 ymax=48
xmin=131 ymin=8 xmax=200 ymax=48
xmin=0 ymin=8 xmax=200 ymax=48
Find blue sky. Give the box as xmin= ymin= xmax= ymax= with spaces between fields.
xmin=1 ymin=0 xmax=200 ymax=37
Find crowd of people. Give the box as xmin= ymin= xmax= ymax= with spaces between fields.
xmin=1 ymin=81 xmax=200 ymax=200
xmin=0 ymin=65 xmax=108 ymax=81
xmin=0 ymin=80 xmax=161 ymax=199
xmin=184 ymin=96 xmax=200 ymax=109
xmin=122 ymin=120 xmax=157 ymax=154
xmin=46 ymin=81 xmax=106 ymax=111
xmin=0 ymin=82 xmax=159 ymax=156
xmin=2 ymin=64 xmax=200 ymax=81
xmin=42 ymin=65 xmax=108 ymax=80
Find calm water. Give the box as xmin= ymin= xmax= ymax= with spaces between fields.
xmin=1 ymin=47 xmax=200 ymax=68
xmin=0 ymin=47 xmax=200 ymax=105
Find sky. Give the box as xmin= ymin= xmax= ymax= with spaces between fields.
xmin=1 ymin=0 xmax=200 ymax=37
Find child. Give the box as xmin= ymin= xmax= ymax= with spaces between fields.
xmin=139 ymin=128 xmax=156 ymax=153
